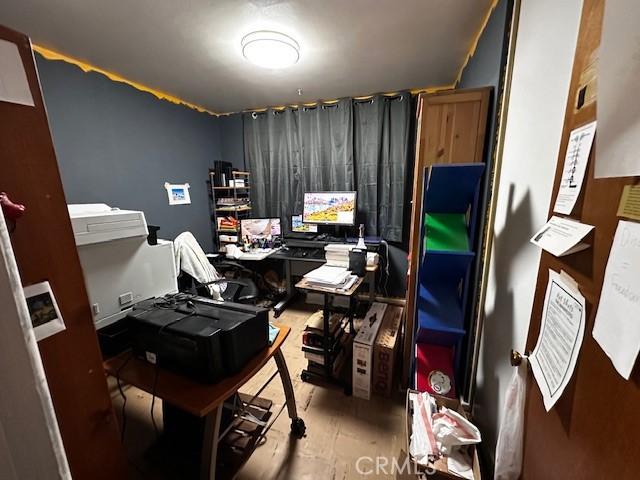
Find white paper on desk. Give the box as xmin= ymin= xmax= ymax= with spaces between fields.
xmin=595 ymin=1 xmax=640 ymax=178
xmin=553 ymin=121 xmax=596 ymax=215
xmin=0 ymin=39 xmax=34 ymax=106
xmin=530 ymin=270 xmax=585 ymax=411
xmin=304 ymin=265 xmax=350 ymax=285
xmin=593 ymin=221 xmax=640 ymax=379
xmin=530 ymin=216 xmax=594 ymax=257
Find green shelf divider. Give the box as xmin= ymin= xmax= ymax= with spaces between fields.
xmin=423 ymin=213 xmax=469 ymax=252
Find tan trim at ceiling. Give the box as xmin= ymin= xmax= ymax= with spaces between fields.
xmin=33 ymin=0 xmax=499 ymax=117
xmin=454 ymin=0 xmax=501 ymax=86
xmin=33 ymin=44 xmax=219 ymax=116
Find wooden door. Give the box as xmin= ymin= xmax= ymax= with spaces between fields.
xmin=0 ymin=25 xmax=129 ymax=478
xmin=402 ymin=88 xmax=491 ymax=386
xmin=521 ymin=1 xmax=640 ymax=478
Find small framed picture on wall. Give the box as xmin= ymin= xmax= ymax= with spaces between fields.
xmin=164 ymin=182 xmax=191 ymax=205
xmin=23 ymin=281 xmax=66 ymax=341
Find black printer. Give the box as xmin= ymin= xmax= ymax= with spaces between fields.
xmin=126 ymin=296 xmax=269 ymax=383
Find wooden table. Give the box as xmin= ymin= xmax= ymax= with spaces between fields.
xmin=104 ymin=324 xmax=304 ymax=480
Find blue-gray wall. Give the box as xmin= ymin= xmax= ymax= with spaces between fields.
xmin=459 ymin=0 xmax=511 ymax=154
xmin=218 ymin=113 xmax=245 ymax=170
xmin=36 ymin=54 xmax=220 ymax=251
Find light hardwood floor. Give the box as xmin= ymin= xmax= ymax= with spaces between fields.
xmin=110 ymin=302 xmax=406 ymax=479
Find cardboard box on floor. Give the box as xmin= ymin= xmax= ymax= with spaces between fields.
xmin=353 ymin=302 xmax=387 ymax=399
xmin=398 ymin=389 xmax=481 ymax=480
xmin=372 ymin=305 xmax=404 ymax=397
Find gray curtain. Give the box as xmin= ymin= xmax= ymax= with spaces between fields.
xmin=243 ymin=109 xmax=301 ymax=219
xmin=298 ymin=98 xmax=354 ymax=194
xmin=354 ymin=93 xmax=411 ymax=241
xmin=243 ymin=93 xmax=411 ymax=241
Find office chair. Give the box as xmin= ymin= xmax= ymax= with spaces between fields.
xmin=174 ymin=232 xmax=258 ymax=304
xmin=178 ymin=263 xmax=258 ymax=304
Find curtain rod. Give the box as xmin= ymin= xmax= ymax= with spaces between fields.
xmin=240 ymin=86 xmax=452 ymax=116
xmin=248 ymin=92 xmax=413 ymax=120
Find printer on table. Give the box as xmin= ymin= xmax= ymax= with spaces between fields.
xmin=126 ymin=296 xmax=269 ymax=383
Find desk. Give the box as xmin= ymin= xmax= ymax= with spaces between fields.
xmin=295 ymin=276 xmax=365 ymax=393
xmin=270 ymin=248 xmax=379 ymax=317
xmin=218 ymin=243 xmax=379 ymax=316
xmin=104 ymin=324 xmax=304 ymax=480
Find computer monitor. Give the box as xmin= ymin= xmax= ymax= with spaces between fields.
xmin=240 ymin=218 xmax=281 ymax=240
xmin=302 ymin=192 xmax=357 ymax=225
xmin=292 ymin=215 xmax=318 ymax=233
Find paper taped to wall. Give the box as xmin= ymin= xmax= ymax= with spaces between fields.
xmin=0 ymin=39 xmax=35 ymax=107
xmin=593 ymin=220 xmax=640 ymax=379
xmin=23 ymin=281 xmax=66 ymax=341
xmin=530 ymin=270 xmax=585 ymax=411
xmin=553 ymin=121 xmax=596 ymax=215
xmin=595 ymin=0 xmax=640 ymax=178
xmin=530 ymin=216 xmax=594 ymax=257
xmin=617 ymin=185 xmax=640 ymax=221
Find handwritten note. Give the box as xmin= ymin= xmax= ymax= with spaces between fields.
xmin=554 ymin=121 xmax=596 ymax=215
xmin=593 ymin=220 xmax=640 ymax=379
xmin=530 ymin=270 xmax=585 ymax=411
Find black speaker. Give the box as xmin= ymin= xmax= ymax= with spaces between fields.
xmin=213 ymin=160 xmax=233 ymax=187
xmin=349 ymin=249 xmax=367 ymax=277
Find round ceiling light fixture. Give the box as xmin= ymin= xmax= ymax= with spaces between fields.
xmin=241 ymin=30 xmax=300 ymax=69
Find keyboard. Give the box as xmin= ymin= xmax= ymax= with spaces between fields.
xmin=237 ymin=248 xmax=278 ymax=260
xmin=285 ymin=232 xmax=317 ymax=240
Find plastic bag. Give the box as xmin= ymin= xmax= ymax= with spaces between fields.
xmin=432 ymin=408 xmax=481 ymax=455
xmin=494 ymin=359 xmax=528 ymax=480
xmin=409 ymin=391 xmax=438 ymax=465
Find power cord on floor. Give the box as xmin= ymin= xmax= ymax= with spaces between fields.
xmin=115 ymin=352 xmax=134 ymax=443
xmin=150 ymin=361 xmax=161 ymax=439
xmin=378 ymin=239 xmax=390 ymax=297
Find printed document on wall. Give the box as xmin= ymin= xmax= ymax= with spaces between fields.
xmin=593 ymin=220 xmax=640 ymax=379
xmin=530 ymin=270 xmax=585 ymax=411
xmin=530 ymin=216 xmax=594 ymax=257
xmin=595 ymin=1 xmax=640 ymax=178
xmin=553 ymin=121 xmax=596 ymax=214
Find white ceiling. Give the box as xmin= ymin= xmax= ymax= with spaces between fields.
xmin=0 ymin=0 xmax=492 ymax=114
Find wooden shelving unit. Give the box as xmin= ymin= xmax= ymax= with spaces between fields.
xmin=208 ymin=170 xmax=252 ymax=252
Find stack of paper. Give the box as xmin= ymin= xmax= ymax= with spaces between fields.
xmin=304 ymin=265 xmax=357 ymax=290
xmin=324 ymin=243 xmax=355 ymax=267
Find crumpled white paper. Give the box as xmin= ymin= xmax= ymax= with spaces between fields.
xmin=432 ymin=407 xmax=481 ymax=455
xmin=409 ymin=391 xmax=481 ymax=469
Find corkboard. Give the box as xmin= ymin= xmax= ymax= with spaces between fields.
xmin=521 ymin=1 xmax=640 ymax=478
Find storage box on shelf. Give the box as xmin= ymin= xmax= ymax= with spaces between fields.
xmin=302 ymin=311 xmax=351 ymax=378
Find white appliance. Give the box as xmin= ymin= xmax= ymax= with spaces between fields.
xmin=68 ymin=204 xmax=178 ymax=329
